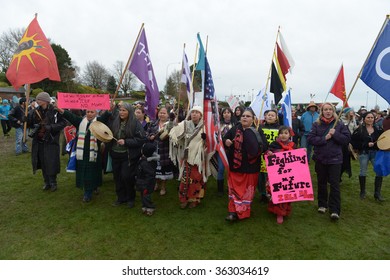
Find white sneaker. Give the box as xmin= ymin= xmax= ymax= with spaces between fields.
xmin=330 ymin=213 xmax=340 ymax=220
xmin=318 ymin=207 xmax=327 ymax=214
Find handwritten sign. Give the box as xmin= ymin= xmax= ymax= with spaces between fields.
xmin=260 ymin=128 xmax=279 ymax=172
xmin=57 ymin=92 xmax=110 ymax=110
xmin=265 ymin=148 xmax=314 ymax=204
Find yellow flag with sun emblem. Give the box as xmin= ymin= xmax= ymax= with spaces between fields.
xmin=6 ymin=16 xmax=60 ymax=89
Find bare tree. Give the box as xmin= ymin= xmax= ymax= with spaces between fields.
xmin=164 ymin=69 xmax=182 ymax=97
xmin=82 ymin=61 xmax=109 ymax=90
xmin=0 ymin=28 xmax=24 ymax=72
xmin=113 ymin=60 xmax=137 ymax=96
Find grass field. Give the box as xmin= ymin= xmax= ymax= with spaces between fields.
xmin=0 ymin=130 xmax=389 ymax=260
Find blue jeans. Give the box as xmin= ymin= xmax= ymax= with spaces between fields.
xmin=15 ymin=127 xmax=29 ymax=154
xmin=301 ymin=134 xmax=313 ymax=162
xmin=216 ymin=153 xmax=225 ymax=180
xmin=359 ymin=150 xmax=377 ymax=176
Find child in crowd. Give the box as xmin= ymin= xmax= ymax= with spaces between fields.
xmin=258 ymin=109 xmax=280 ymax=202
xmin=136 ymin=143 xmax=159 ymax=216
xmin=266 ymin=126 xmax=294 ymax=224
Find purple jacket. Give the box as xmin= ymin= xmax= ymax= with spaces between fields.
xmin=307 ymin=120 xmax=350 ymax=164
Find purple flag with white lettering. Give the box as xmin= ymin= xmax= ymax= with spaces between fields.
xmin=129 ymin=27 xmax=159 ymax=120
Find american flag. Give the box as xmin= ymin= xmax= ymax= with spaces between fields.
xmin=204 ymin=57 xmax=229 ymax=168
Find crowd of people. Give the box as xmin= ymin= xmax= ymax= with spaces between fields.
xmin=3 ymin=92 xmax=389 ymax=224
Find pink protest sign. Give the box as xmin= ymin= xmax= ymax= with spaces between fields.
xmin=57 ymin=92 xmax=110 ymax=110
xmin=265 ymin=148 xmax=314 ymax=204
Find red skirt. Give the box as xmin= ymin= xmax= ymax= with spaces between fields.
xmin=228 ymin=171 xmax=258 ymax=219
xmin=266 ymin=180 xmax=292 ymax=217
xmin=179 ymin=163 xmax=205 ymax=203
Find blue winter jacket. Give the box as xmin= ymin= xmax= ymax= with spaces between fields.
xmin=307 ymin=120 xmax=350 ymax=164
xmin=301 ymin=111 xmax=319 ymax=136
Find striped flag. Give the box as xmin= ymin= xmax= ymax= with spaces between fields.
xmin=204 ymin=57 xmax=229 ymax=168
xmin=181 ymin=48 xmax=193 ymax=108
xmin=279 ymin=31 xmax=295 ymax=71
xmin=282 ymin=89 xmax=292 ymax=129
xmin=197 ymin=34 xmax=229 ymax=169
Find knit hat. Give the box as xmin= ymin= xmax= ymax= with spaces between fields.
xmin=142 ymin=143 xmax=156 ymax=158
xmin=343 ymin=107 xmax=352 ymax=115
xmin=36 ymin=92 xmax=51 ymax=103
xmin=19 ymin=97 xmax=26 ymax=104
xmin=2 ymin=99 xmax=8 ymax=104
xmin=189 ymin=105 xmax=203 ymax=116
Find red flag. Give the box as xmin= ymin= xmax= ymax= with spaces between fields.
xmin=6 ymin=16 xmax=60 ymax=89
xmin=329 ymin=64 xmax=349 ymax=107
xmin=276 ymin=42 xmax=290 ymax=80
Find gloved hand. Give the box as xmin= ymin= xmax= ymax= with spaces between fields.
xmin=201 ymin=133 xmax=206 ymax=140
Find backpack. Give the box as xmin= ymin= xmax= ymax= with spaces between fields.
xmin=248 ymin=126 xmax=264 ymax=153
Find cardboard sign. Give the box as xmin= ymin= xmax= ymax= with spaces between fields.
xmin=57 ymin=92 xmax=110 ymax=110
xmin=260 ymin=128 xmax=279 ymax=173
xmin=265 ymin=148 xmax=314 ymax=204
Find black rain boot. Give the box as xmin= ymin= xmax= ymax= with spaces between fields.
xmin=50 ymin=184 xmax=57 ymax=192
xmin=374 ymin=176 xmax=385 ymax=202
xmin=217 ymin=180 xmax=224 ymax=197
xmin=359 ymin=176 xmax=366 ymax=199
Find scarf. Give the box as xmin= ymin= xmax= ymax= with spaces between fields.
xmin=320 ymin=116 xmax=335 ymax=124
xmin=76 ymin=117 xmax=98 ymax=162
xmin=277 ymin=139 xmax=295 ymax=151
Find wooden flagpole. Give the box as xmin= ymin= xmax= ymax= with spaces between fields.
xmin=257 ymin=26 xmax=280 ymax=127
xmin=205 ymin=35 xmax=209 ymax=55
xmin=22 ymin=13 xmax=38 ymax=142
xmin=22 ymin=84 xmax=30 ymax=143
xmin=333 ymin=15 xmax=390 ymax=127
xmin=112 ymin=23 xmax=145 ymax=101
xmin=188 ymin=42 xmax=199 ymax=111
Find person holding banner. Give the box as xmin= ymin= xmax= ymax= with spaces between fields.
xmin=266 ymin=126 xmax=295 ymax=224
xmin=108 ymin=102 xmax=146 ymax=208
xmin=56 ymin=106 xmax=112 ymax=202
xmin=27 ymin=92 xmax=66 ymax=192
xmin=351 ymin=112 xmax=384 ymax=201
xmin=223 ymin=108 xmax=267 ymax=221
xmin=307 ymin=102 xmax=350 ymax=220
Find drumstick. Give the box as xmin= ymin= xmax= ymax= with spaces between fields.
xmin=373 ymin=135 xmax=386 ymax=144
xmin=104 ymin=131 xmax=118 ymax=141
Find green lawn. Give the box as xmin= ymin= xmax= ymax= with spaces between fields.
xmin=0 ymin=131 xmax=389 ymax=260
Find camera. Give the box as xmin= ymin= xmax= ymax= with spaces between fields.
xmin=28 ymin=124 xmax=41 ymax=138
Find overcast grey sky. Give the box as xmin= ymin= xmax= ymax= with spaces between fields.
xmin=1 ymin=0 xmax=389 ymax=111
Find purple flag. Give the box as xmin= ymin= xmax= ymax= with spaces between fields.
xmin=129 ymin=27 xmax=159 ymax=120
